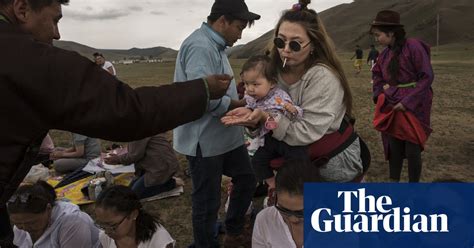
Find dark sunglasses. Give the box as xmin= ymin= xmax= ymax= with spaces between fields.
xmin=95 ymin=214 xmax=129 ymax=233
xmin=275 ymin=195 xmax=304 ymax=219
xmin=274 ymin=37 xmax=311 ymax=52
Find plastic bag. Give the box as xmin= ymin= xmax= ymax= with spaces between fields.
xmin=23 ymin=164 xmax=50 ymax=184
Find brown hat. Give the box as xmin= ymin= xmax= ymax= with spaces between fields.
xmin=371 ymin=10 xmax=403 ymax=27
xmin=210 ymin=0 xmax=260 ymax=21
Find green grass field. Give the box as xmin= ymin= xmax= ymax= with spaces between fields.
xmin=50 ymin=43 xmax=474 ymax=247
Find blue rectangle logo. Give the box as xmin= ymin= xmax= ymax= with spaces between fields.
xmin=304 ymin=183 xmax=474 ymax=248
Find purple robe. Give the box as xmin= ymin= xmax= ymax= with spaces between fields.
xmin=372 ymin=38 xmax=434 ymax=159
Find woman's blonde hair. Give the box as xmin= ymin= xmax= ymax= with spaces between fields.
xmin=270 ymin=0 xmax=353 ymax=115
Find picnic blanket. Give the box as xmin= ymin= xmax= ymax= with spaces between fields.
xmin=47 ymin=173 xmax=135 ymax=205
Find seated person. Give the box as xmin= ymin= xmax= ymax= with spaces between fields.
xmin=93 ymin=52 xmax=117 ymax=76
xmin=95 ymin=185 xmax=175 ymax=248
xmin=104 ymin=133 xmax=179 ymax=199
xmin=7 ymin=181 xmax=100 ymax=248
xmin=252 ymin=159 xmax=320 ymax=248
xmin=32 ymin=133 xmax=55 ymax=167
xmin=50 ymin=132 xmax=101 ymax=174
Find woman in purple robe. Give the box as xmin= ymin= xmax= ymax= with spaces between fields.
xmin=370 ymin=10 xmax=434 ymax=182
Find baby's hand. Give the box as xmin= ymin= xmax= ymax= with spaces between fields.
xmin=284 ymin=103 xmax=298 ymax=114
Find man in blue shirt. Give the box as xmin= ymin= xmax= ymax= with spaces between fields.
xmin=173 ymin=0 xmax=260 ymax=247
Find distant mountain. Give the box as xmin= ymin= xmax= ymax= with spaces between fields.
xmin=229 ymin=0 xmax=474 ymax=58
xmin=229 ymin=31 xmax=274 ymax=59
xmin=53 ymin=40 xmax=178 ymax=61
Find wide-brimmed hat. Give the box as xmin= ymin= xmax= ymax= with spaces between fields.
xmin=371 ymin=10 xmax=403 ymax=27
xmin=210 ymin=0 xmax=261 ymax=21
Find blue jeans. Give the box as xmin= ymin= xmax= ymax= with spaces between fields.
xmin=187 ymin=145 xmax=256 ymax=248
xmin=130 ymin=176 xmax=176 ymax=199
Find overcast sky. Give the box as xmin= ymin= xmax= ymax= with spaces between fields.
xmin=60 ymin=0 xmax=352 ymax=50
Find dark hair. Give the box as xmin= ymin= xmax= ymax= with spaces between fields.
xmin=270 ymin=0 xmax=353 ymax=116
xmin=93 ymin=52 xmax=104 ymax=58
xmin=95 ymin=185 xmax=160 ymax=244
xmin=7 ymin=181 xmax=56 ymax=214
xmin=0 ymin=0 xmax=69 ymax=11
xmin=370 ymin=25 xmax=406 ymax=84
xmin=207 ymin=14 xmax=255 ymax=27
xmin=275 ymin=159 xmax=321 ymax=196
xmin=240 ymin=54 xmax=276 ymax=84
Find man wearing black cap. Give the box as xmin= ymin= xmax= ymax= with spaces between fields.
xmin=173 ymin=0 xmax=260 ymax=247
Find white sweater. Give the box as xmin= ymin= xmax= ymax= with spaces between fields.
xmin=273 ymin=64 xmax=346 ymax=146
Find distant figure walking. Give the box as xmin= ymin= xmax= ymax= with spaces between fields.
xmin=370 ymin=10 xmax=434 ymax=182
xmin=367 ymin=44 xmax=379 ymax=69
xmin=351 ymin=45 xmax=363 ymax=74
xmin=93 ymin=52 xmax=117 ymax=76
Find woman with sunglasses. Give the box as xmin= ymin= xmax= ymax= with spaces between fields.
xmin=252 ymin=159 xmax=320 ymax=247
xmin=222 ymin=0 xmax=363 ymax=183
xmin=7 ymin=181 xmax=100 ymax=248
xmin=94 ymin=185 xmax=175 ymax=248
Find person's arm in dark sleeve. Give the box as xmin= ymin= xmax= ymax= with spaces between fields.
xmin=22 ymin=44 xmax=209 ymax=142
xmin=399 ymin=41 xmax=434 ymax=112
xmin=372 ymin=51 xmax=386 ymax=104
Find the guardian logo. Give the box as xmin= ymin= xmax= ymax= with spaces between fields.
xmin=311 ymin=188 xmax=449 ymax=233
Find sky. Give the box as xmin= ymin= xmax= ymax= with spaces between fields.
xmin=60 ymin=0 xmax=353 ymax=50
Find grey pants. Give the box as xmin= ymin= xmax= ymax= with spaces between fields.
xmin=54 ymin=158 xmax=89 ymax=174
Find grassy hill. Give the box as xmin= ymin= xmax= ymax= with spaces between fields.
xmin=230 ymin=0 xmax=474 ymax=58
xmin=53 ymin=40 xmax=178 ymax=61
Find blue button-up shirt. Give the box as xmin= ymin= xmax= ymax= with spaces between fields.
xmin=173 ymin=23 xmax=244 ymax=157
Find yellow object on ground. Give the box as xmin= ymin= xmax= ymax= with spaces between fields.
xmin=47 ymin=173 xmax=134 ymax=205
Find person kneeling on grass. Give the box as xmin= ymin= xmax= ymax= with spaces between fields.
xmin=103 ymin=133 xmax=181 ymax=200
xmin=95 ymin=185 xmax=175 ymax=248
xmin=8 ymin=181 xmax=100 ymax=248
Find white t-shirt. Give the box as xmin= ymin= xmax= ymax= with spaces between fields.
xmin=99 ymin=224 xmax=175 ymax=248
xmin=252 ymin=206 xmax=302 ymax=248
xmin=102 ymin=61 xmax=116 ymax=76
xmin=13 ymin=201 xmax=100 ymax=248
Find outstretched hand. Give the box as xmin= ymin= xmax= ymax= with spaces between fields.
xmin=221 ymin=107 xmax=266 ymax=128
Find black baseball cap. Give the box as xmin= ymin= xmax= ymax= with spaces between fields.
xmin=210 ymin=0 xmax=260 ymax=21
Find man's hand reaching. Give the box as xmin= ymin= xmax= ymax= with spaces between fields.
xmin=206 ymin=74 xmax=233 ymax=99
